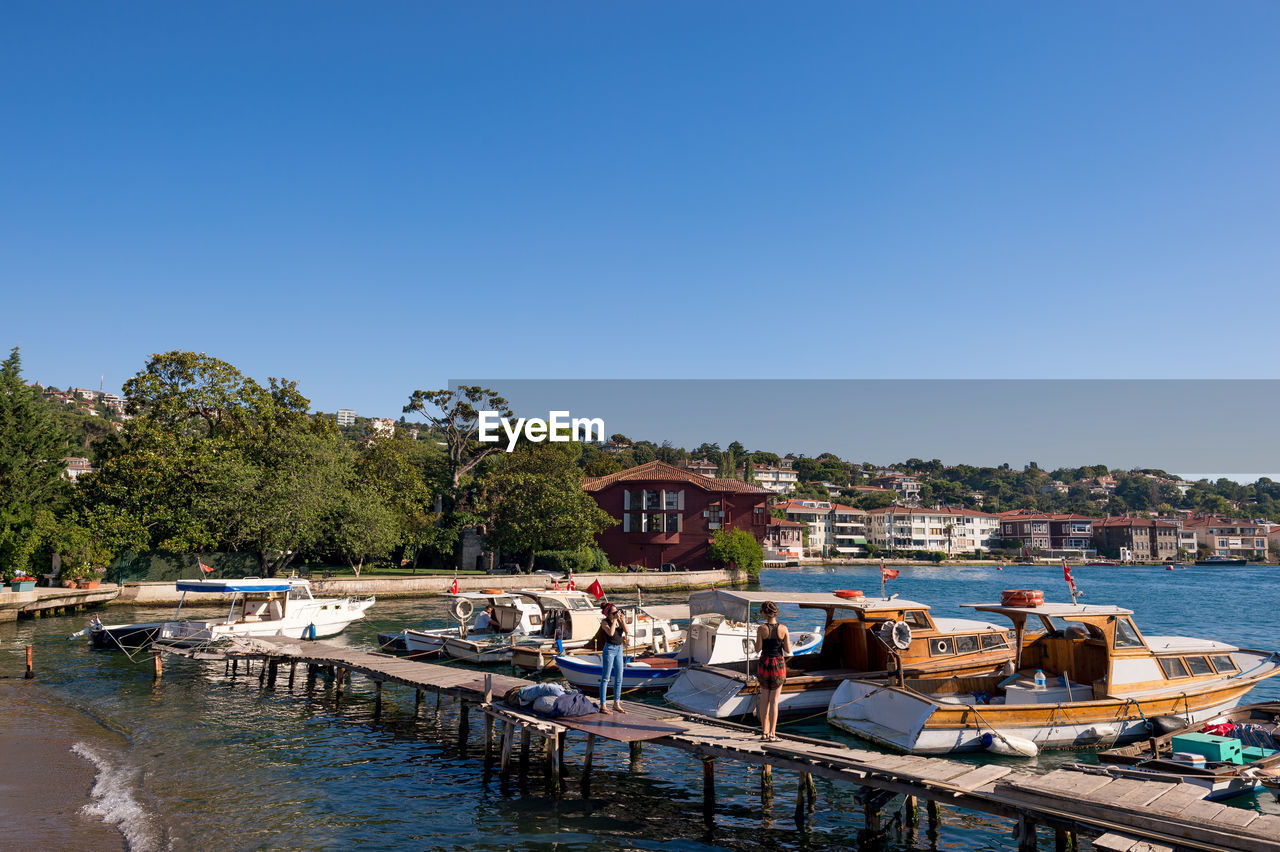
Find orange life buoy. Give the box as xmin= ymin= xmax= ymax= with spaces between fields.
xmin=835 ymin=589 xmax=865 ymax=599
xmin=481 ymin=588 xmax=505 ymax=595
xmin=1001 ymin=589 xmax=1044 ymax=607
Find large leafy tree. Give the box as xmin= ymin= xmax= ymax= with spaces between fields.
xmin=480 ymin=440 xmax=615 ymax=572
xmin=403 ymin=386 xmax=511 ymax=498
xmin=0 ymin=347 xmax=70 ymax=578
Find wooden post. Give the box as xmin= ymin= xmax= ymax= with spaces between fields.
xmin=499 ymin=721 xmax=515 ymax=777
xmin=794 ymin=773 xmax=808 ymax=829
xmin=1054 ymin=828 xmax=1067 ymax=852
xmin=231 ymin=658 xmax=238 ymax=676
xmin=288 ymin=662 xmax=296 ymax=690
xmin=547 ymin=733 xmax=560 ymax=793
xmin=266 ymin=660 xmax=278 ymax=688
xmin=24 ymin=644 xmax=33 ymax=679
xmin=805 ymin=772 xmax=817 ymax=803
xmin=484 ymin=674 xmax=493 ymax=704
xmin=520 ymin=727 xmax=531 ymax=774
xmin=373 ymin=680 xmax=383 ymax=720
xmin=629 ymin=741 xmax=642 ymax=761
xmin=414 ymin=689 xmax=423 ymax=717
xmin=483 ymin=712 xmax=495 ymax=760
xmin=582 ymin=733 xmax=596 ymax=790
xmin=903 ymin=795 xmax=918 ymax=826
xmin=864 ymin=792 xmax=879 ymax=836
xmin=927 ymin=798 xmax=940 ymax=830
xmin=458 ymin=702 xmax=470 ymax=746
xmin=1017 ymin=815 xmax=1037 ymax=852
xmin=334 ymin=667 xmax=344 ymax=696
xmin=702 ymin=757 xmax=716 ymax=826
xmin=153 ymin=652 xmax=163 ymax=681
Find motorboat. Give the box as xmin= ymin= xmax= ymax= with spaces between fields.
xmin=441 ymin=593 xmax=545 ymax=664
xmin=398 ymin=591 xmax=535 ymax=657
xmin=556 ymin=622 xmax=822 ymax=693
xmin=1094 ymin=702 xmax=1280 ymax=800
xmin=81 ymin=578 xmax=374 ymax=650
xmin=1196 ymin=556 xmax=1249 ymax=566
xmin=508 ymin=590 xmax=627 ymax=671
xmin=664 ymin=590 xmax=1012 ymax=719
xmin=827 ymin=596 xmax=1280 ymax=755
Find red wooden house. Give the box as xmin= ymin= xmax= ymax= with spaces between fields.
xmin=583 ymin=460 xmax=772 ymax=571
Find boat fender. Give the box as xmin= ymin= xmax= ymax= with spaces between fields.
xmin=981 ymin=731 xmax=1039 ymax=757
xmin=1080 ymin=724 xmax=1116 ymax=741
xmin=304 ymin=623 xmax=317 ymax=640
xmin=1151 ymin=715 xmax=1189 ymax=736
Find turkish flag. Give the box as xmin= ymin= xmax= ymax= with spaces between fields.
xmin=449 ymin=577 xmax=459 ymax=595
xmin=567 ymin=571 xmax=576 ymax=591
xmin=587 ymin=579 xmax=605 ymax=600
xmin=881 ymin=561 xmax=899 ymax=581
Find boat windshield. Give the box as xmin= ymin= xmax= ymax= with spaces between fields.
xmin=1113 ymin=617 xmax=1146 ymax=649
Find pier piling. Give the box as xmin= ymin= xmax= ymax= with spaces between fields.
xmin=152 ymin=651 xmax=162 ymax=681
xmin=702 ymin=757 xmax=716 ymax=825
xmin=373 ymin=680 xmax=383 ymax=720
xmin=24 ymin=644 xmax=33 ymax=679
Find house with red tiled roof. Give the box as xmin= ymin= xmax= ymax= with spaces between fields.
xmin=774 ymin=500 xmax=868 ymax=557
xmin=1092 ymin=516 xmax=1180 ymax=562
xmin=1181 ymin=515 xmax=1268 ymax=560
xmin=867 ymin=505 xmax=999 ymax=555
xmin=762 ymin=518 xmax=803 ymax=563
xmin=997 ymin=510 xmax=1096 ymax=556
xmin=582 ymin=461 xmax=771 ymax=571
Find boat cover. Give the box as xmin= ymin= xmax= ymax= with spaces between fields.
xmin=175 ymin=579 xmax=294 ymax=593
xmin=688 ymin=589 xmax=924 ymax=621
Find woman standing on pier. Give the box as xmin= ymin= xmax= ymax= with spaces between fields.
xmin=598 ymin=602 xmax=628 ymax=714
xmin=756 ymin=601 xmax=791 ymax=741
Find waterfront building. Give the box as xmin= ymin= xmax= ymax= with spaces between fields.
xmin=997 ymin=510 xmax=1096 ymax=557
xmin=583 ymin=460 xmax=771 ymax=571
xmin=336 ymin=409 xmax=357 ymax=427
xmin=775 ymin=499 xmax=869 ymax=557
xmin=867 ymin=506 xmax=999 ymax=555
xmin=762 ymin=518 xmax=804 ymax=564
xmin=746 ymin=459 xmax=798 ymax=493
xmin=1092 ymin=516 xmax=1179 ymax=562
xmin=1181 ymin=515 xmax=1269 ymax=560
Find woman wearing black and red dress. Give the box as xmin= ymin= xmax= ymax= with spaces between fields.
xmin=755 ymin=601 xmax=790 ymax=742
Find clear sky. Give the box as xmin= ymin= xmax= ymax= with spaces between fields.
xmin=4 ymin=3 xmax=1278 ymax=424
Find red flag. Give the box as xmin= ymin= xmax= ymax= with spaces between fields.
xmin=586 ymin=579 xmax=604 ymax=600
xmin=567 ymin=571 xmax=576 ymax=592
xmin=198 ymin=560 xmax=214 ymax=575
xmin=880 ymin=559 xmax=898 ymax=581
xmin=449 ymin=577 xmax=459 ymax=595
xmin=1062 ymin=560 xmax=1078 ymax=595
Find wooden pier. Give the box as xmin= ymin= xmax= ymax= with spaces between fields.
xmin=0 ymin=584 xmax=119 ymax=622
xmin=190 ymin=637 xmax=1279 ymax=851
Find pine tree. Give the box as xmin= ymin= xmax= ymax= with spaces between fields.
xmin=0 ymin=347 xmax=69 ymax=576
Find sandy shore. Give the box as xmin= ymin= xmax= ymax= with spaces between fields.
xmin=0 ymin=680 xmax=128 ymax=851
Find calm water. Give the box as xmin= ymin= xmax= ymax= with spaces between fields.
xmin=5 ymin=564 xmax=1279 ymax=851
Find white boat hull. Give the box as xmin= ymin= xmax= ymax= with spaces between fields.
xmin=403 ymin=627 xmax=455 ymax=655
xmin=155 ymin=597 xmax=375 ymax=647
xmin=827 ymin=678 xmax=1252 ymax=754
xmin=663 ymin=665 xmax=836 ymax=719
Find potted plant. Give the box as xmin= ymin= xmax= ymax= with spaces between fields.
xmin=9 ymin=574 xmax=36 ymax=592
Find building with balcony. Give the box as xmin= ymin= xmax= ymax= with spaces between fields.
xmin=583 ymin=461 xmax=771 ymax=571
xmin=762 ymin=519 xmax=804 ymax=564
xmin=336 ymin=409 xmax=357 ymax=428
xmin=1181 ymin=516 xmax=1269 ymax=560
xmin=1092 ymin=516 xmax=1180 ymax=562
xmin=997 ymin=510 xmax=1097 ymax=556
xmin=867 ymin=506 xmax=999 ymax=555
xmin=746 ymin=459 xmax=798 ymax=493
xmin=775 ymin=500 xmax=869 ymax=557
xmin=869 ymin=474 xmax=921 ymax=504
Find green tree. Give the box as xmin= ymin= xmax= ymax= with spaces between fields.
xmin=480 ymin=441 xmax=615 ymax=572
xmin=706 ymin=527 xmax=764 ymax=579
xmin=402 ymin=386 xmax=512 ymax=497
xmin=0 ymin=347 xmax=71 ymax=579
xmin=330 ymin=484 xmax=399 ymax=576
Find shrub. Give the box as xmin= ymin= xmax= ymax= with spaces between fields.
xmin=707 ymin=528 xmax=764 ymax=579
xmin=533 ymin=547 xmax=611 ymax=575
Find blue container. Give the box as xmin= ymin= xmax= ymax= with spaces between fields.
xmin=1243 ymin=746 xmax=1278 ymax=762
xmin=8 ymin=580 xmax=34 ymax=592
xmin=1171 ymin=732 xmax=1243 ymax=764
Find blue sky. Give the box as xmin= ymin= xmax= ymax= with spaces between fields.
xmin=3 ymin=3 xmax=1278 ymax=429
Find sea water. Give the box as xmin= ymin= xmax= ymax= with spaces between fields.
xmin=3 ymin=564 xmax=1279 ymax=851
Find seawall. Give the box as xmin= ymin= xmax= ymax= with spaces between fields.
xmin=114 ymin=568 xmax=748 ymax=604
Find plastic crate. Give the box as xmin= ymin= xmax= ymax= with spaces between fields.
xmin=1171 ymin=732 xmax=1243 ymax=764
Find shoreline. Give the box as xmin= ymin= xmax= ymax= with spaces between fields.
xmin=0 ymin=680 xmax=129 ymax=851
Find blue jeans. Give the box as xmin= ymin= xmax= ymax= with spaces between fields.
xmin=600 ymin=643 xmax=625 ymax=705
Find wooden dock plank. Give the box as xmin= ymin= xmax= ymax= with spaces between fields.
xmin=942 ymin=764 xmax=1014 ymax=792
xmin=1144 ymin=783 xmax=1209 ymax=815
xmin=1207 ymin=807 xmax=1259 ymax=829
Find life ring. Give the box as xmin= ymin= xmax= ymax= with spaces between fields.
xmin=1001 ymin=589 xmax=1044 ymax=607
xmin=450 ymin=597 xmax=474 ymax=622
xmin=480 ymin=588 xmax=505 ymax=595
xmin=835 ymin=590 xmax=865 ymax=599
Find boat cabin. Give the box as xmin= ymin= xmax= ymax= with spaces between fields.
xmin=963 ymin=601 xmax=1244 ymax=700
xmin=174 ymin=578 xmax=305 ymax=624
xmin=515 ymin=590 xmax=601 ymax=642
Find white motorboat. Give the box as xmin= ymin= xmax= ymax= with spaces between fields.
xmin=400 ymin=591 xmax=535 ymax=656
xmin=511 ymin=597 xmax=686 ymax=672
xmin=442 ymin=592 xmax=545 ymax=664
xmin=84 ymin=578 xmax=374 ymax=650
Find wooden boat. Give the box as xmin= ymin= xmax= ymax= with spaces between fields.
xmin=1095 ymin=702 xmax=1280 ymax=800
xmin=664 ymin=590 xmax=1016 ymax=720
xmin=441 ymin=592 xmax=548 ymax=664
xmin=827 ymin=598 xmax=1280 ymax=755
xmin=510 ymin=598 xmax=686 ymax=671
xmin=396 ymin=592 xmax=541 ymax=658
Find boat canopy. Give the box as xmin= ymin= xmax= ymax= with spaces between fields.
xmin=175 ymin=579 xmax=294 ymax=594
xmin=688 ymin=590 xmax=921 ymax=621
xmin=962 ymin=602 xmax=1133 ymax=618
xmin=637 ymin=604 xmax=691 ymax=622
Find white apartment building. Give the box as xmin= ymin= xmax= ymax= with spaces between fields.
xmin=778 ymin=500 xmax=869 ymax=557
xmin=748 ymin=460 xmax=798 ymax=494
xmin=336 ymin=409 xmax=357 ymax=427
xmin=868 ymin=506 xmax=999 ymax=555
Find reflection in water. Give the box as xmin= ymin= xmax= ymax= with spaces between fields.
xmin=3 ymin=565 xmax=1278 ymax=849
